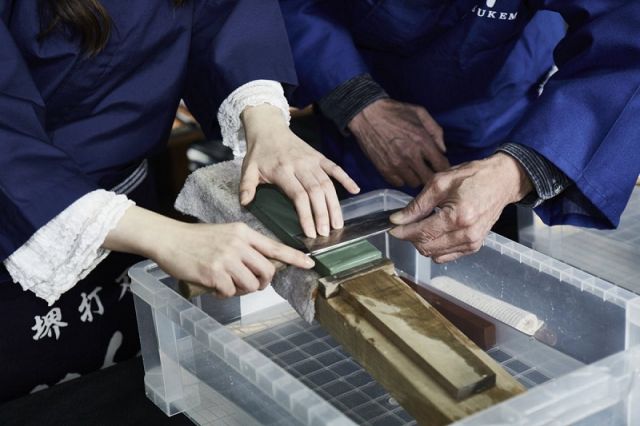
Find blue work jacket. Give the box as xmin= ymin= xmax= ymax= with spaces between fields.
xmin=280 ymin=0 xmax=640 ymax=229
xmin=0 ymin=1 xmax=297 ymax=261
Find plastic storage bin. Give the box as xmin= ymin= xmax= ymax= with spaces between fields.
xmin=130 ymin=190 xmax=640 ymax=425
xmin=519 ymin=187 xmax=640 ymax=295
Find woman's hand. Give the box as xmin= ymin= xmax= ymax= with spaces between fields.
xmin=104 ymin=207 xmax=314 ymax=298
xmin=240 ymin=104 xmax=360 ymax=238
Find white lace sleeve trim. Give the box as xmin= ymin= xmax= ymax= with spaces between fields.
xmin=217 ymin=80 xmax=290 ymax=158
xmin=4 ymin=190 xmax=135 ymax=306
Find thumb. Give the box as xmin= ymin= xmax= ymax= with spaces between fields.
xmin=239 ymin=166 xmax=260 ymax=206
xmin=390 ymin=185 xmax=441 ymax=225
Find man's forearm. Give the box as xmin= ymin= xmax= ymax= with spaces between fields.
xmin=317 ymin=74 xmax=389 ymax=134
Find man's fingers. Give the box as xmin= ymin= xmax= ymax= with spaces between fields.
xmin=410 ymin=157 xmax=435 ymax=185
xmin=251 ymin=232 xmax=315 ymax=270
xmin=321 ymin=159 xmax=360 ymax=195
xmin=239 ymin=164 xmax=260 ymax=206
xmin=296 ymin=170 xmax=331 ymax=236
xmin=399 ymin=167 xmax=422 ymax=188
xmin=383 ymin=172 xmax=405 ymax=187
xmin=390 ymin=182 xmax=446 ymax=225
xmin=415 ymin=108 xmax=446 ymax=153
xmin=276 ymin=171 xmax=317 ymax=238
xmin=432 ymin=252 xmax=465 ymax=264
xmin=389 ymin=208 xmax=450 ymax=244
xmin=421 ymin=144 xmax=450 ymax=172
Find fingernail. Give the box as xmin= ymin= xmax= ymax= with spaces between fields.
xmin=240 ymin=191 xmax=249 ymax=205
xmin=390 ymin=211 xmax=405 ymax=224
xmin=305 ymin=258 xmax=315 ymax=267
xmin=320 ymin=225 xmax=330 ymax=236
xmin=389 ymin=227 xmax=399 ymax=238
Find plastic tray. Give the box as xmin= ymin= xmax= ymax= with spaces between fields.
xmin=131 ymin=190 xmax=640 ymax=425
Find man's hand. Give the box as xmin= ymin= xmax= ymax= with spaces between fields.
xmin=389 ymin=153 xmax=533 ymax=263
xmin=348 ymin=98 xmax=450 ymax=187
xmin=241 ymin=104 xmax=360 ymax=238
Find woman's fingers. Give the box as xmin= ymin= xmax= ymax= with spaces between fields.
xmin=229 ymin=260 xmax=261 ymax=294
xmin=242 ymin=247 xmax=277 ymax=290
xmin=210 ymin=271 xmax=236 ymax=299
xmin=320 ymin=158 xmax=360 ymax=195
xmin=274 ymin=169 xmax=317 ymax=238
xmin=239 ymin=163 xmax=260 ymax=206
xmin=250 ymin=231 xmax=314 ymax=270
xmin=312 ymin=169 xmax=344 ymax=230
xmin=295 ymin=169 xmax=331 ymax=236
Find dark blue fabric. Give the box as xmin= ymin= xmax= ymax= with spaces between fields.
xmin=0 ymin=174 xmax=155 ymax=402
xmin=280 ymin=0 xmax=640 ymax=229
xmin=0 ymin=0 xmax=297 ymax=261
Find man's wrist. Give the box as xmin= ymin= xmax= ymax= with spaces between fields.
xmin=497 ymin=143 xmax=572 ymax=207
xmin=317 ymin=74 xmax=388 ymax=134
xmin=491 ymin=153 xmax=534 ymax=204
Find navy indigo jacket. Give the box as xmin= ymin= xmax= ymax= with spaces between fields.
xmin=280 ymin=0 xmax=640 ymax=229
xmin=0 ymin=0 xmax=297 ymax=261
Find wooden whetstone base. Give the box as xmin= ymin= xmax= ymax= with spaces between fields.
xmin=400 ymin=277 xmax=496 ymax=350
xmin=316 ymin=272 xmax=524 ymax=425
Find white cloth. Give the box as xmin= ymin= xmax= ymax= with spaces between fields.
xmin=4 ymin=190 xmax=134 ymax=305
xmin=175 ymin=160 xmax=320 ymax=323
xmin=217 ymin=80 xmax=290 ymax=158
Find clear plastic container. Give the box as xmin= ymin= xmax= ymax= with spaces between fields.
xmin=130 ymin=189 xmax=640 ymax=425
xmin=519 ymin=187 xmax=640 ymax=295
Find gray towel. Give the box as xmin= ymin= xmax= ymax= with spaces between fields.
xmin=175 ymin=159 xmax=319 ymax=322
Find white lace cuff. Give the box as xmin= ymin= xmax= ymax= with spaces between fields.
xmin=4 ymin=190 xmax=134 ymax=305
xmin=217 ymin=80 xmax=290 ymax=158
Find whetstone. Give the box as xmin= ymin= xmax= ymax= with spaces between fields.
xmin=400 ymin=277 xmax=496 ymax=350
xmin=316 ymin=292 xmax=525 ymax=425
xmin=247 ymin=185 xmax=384 ymax=277
xmin=340 ymin=271 xmax=496 ymax=400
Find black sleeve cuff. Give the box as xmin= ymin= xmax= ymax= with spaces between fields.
xmin=317 ymin=74 xmax=389 ymax=134
xmin=498 ymin=143 xmax=572 ymax=208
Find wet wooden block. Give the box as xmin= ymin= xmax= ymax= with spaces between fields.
xmin=400 ymin=277 xmax=496 ymax=350
xmin=340 ymin=271 xmax=496 ymax=400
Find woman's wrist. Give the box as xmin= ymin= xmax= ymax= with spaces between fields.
xmin=102 ymin=205 xmax=182 ymax=261
xmin=241 ymin=104 xmax=289 ymax=146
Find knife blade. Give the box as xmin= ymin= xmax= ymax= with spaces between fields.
xmin=295 ymin=208 xmax=401 ymax=256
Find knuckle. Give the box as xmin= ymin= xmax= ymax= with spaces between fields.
xmin=431 ymin=174 xmax=447 ymax=193
xmin=319 ymin=177 xmax=334 ymax=191
xmin=217 ymin=288 xmax=234 ymax=299
xmin=466 ymin=227 xmax=484 ymax=243
xmin=245 ymin=281 xmax=260 ymax=293
xmin=307 ymin=183 xmax=322 ymax=195
xmin=456 ymin=206 xmax=476 ymax=227
xmin=470 ymin=240 xmax=483 ymax=252
xmin=265 ymin=263 xmax=276 ymax=280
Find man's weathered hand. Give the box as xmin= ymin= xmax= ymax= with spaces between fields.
xmin=348 ymin=98 xmax=449 ymax=187
xmin=389 ymin=153 xmax=533 ymax=263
